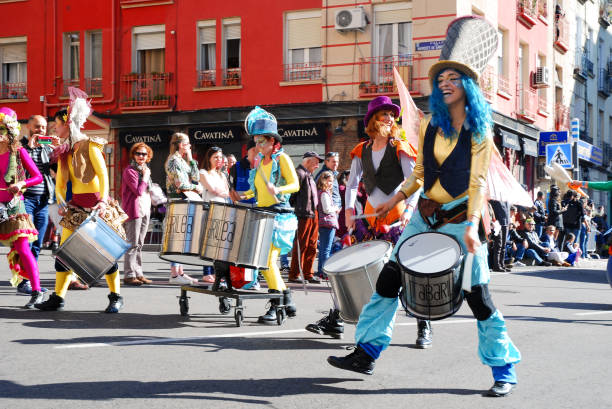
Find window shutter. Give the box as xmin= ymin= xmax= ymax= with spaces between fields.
xmin=375 ymin=8 xmax=412 ymax=24
xmin=1 ymin=43 xmax=27 ymax=63
xmin=288 ymin=17 xmax=320 ymax=50
xmin=200 ymin=26 xmax=216 ymax=44
xmin=225 ymin=24 xmax=241 ymax=40
xmin=135 ymin=32 xmax=165 ymax=50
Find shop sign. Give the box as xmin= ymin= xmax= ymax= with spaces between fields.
xmin=522 ymin=138 xmax=538 ymax=157
xmin=538 ymin=130 xmax=568 ymax=156
xmin=277 ymin=123 xmax=328 ymax=143
xmin=577 ymin=140 xmax=603 ymax=166
xmin=118 ymin=129 xmax=172 ymax=147
xmin=500 ymin=129 xmax=521 ymax=151
xmin=188 ymin=126 xmax=243 ymax=143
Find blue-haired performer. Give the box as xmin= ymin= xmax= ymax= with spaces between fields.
xmin=326 ymin=16 xmax=520 ymax=397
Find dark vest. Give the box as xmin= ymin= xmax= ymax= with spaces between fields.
xmin=423 ymin=123 xmax=472 ymax=197
xmin=361 ymin=143 xmax=405 ymax=195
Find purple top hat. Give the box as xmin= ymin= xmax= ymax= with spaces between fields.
xmin=363 ymin=96 xmax=400 ymax=127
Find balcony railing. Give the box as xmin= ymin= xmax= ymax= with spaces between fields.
xmin=222 ymin=68 xmax=241 ymax=86
xmin=575 ymin=52 xmax=595 ymax=79
xmin=0 ymin=82 xmax=26 ymax=99
xmin=196 ymin=70 xmax=216 ymax=88
xmin=538 ymin=0 xmax=548 ymax=19
xmin=554 ymin=15 xmax=569 ymax=53
xmin=498 ymin=74 xmax=511 ymax=97
xmin=554 ymin=103 xmax=569 ymax=130
xmin=359 ymin=54 xmax=419 ymax=96
xmin=538 ymin=94 xmax=549 ymax=115
xmin=517 ymin=84 xmax=537 ymax=122
xmin=600 ymin=0 xmax=611 ymax=27
xmin=283 ymin=62 xmax=322 ymax=82
xmin=61 ymin=79 xmax=80 ymax=97
xmin=479 ymin=65 xmax=495 ymax=101
xmin=598 ymin=68 xmax=612 ymax=96
xmin=517 ymin=0 xmax=538 ymax=27
xmin=120 ymin=72 xmax=173 ymax=110
xmin=85 ymin=78 xmax=103 ymax=96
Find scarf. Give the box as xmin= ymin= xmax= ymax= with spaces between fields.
xmin=131 ymin=159 xmax=152 ymax=190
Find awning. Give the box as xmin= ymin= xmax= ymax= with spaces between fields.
xmin=522 ymin=138 xmax=538 ymax=157
xmin=499 ymin=129 xmax=521 ymax=151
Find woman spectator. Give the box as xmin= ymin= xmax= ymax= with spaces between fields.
xmin=121 ymin=142 xmax=154 ymax=286
xmin=199 ymin=146 xmax=231 ymax=283
xmin=336 ymin=170 xmax=350 ymax=239
xmin=165 ymin=132 xmax=202 ymax=285
xmin=316 ymin=171 xmax=340 ymax=280
xmin=547 ymin=186 xmax=566 ymax=248
xmin=0 ymin=107 xmax=44 ymax=309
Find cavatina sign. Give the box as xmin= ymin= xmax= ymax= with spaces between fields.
xmin=118 ymin=129 xmax=172 ymax=147
xmin=277 ymin=123 xmax=328 ymax=143
xmin=188 ymin=126 xmax=244 ymax=143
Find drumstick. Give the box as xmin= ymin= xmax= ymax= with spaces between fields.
xmin=351 ymin=213 xmax=379 ymax=220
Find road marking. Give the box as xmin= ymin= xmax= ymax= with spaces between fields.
xmin=55 ymin=318 xmax=476 ymax=350
xmin=574 ymin=310 xmax=612 ymax=316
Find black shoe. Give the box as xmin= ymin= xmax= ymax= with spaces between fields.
xmin=35 ymin=293 xmax=65 ymax=311
xmin=50 ymin=242 xmax=59 ymax=253
xmin=219 ymin=297 xmax=231 ymax=315
xmin=282 ymin=289 xmax=297 ymax=317
xmin=24 ymin=291 xmax=44 ymax=309
xmin=16 ymin=280 xmax=32 ymax=295
xmin=487 ymin=381 xmax=515 ymax=397
xmin=307 ymin=276 xmax=322 ymax=284
xmin=415 ymin=319 xmax=432 ymax=349
xmin=306 ymin=309 xmax=344 ymax=339
xmin=327 ymin=346 xmax=375 ymax=375
xmin=104 ymin=292 xmax=124 ymax=313
xmin=538 ymin=261 xmax=552 ymax=267
xmin=288 ymin=278 xmax=305 ymax=284
xmin=258 ymin=290 xmax=280 ymax=324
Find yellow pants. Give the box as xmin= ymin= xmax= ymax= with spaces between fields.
xmin=260 ymin=244 xmax=286 ymax=291
xmin=55 ymin=227 xmax=120 ymax=298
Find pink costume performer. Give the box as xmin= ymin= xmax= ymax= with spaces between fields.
xmin=0 ymin=107 xmax=44 ymax=308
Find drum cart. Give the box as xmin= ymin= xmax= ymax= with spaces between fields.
xmin=177 ymin=261 xmax=287 ymax=327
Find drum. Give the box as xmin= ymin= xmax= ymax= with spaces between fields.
xmin=323 ymin=240 xmax=392 ymax=324
xmin=159 ymin=200 xmax=212 ymax=266
xmin=55 ymin=212 xmax=132 ymax=286
xmin=200 ymin=202 xmax=275 ymax=269
xmin=397 ymin=232 xmax=464 ymax=320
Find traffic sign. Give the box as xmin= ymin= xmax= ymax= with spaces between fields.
xmin=546 ymin=142 xmax=573 ymax=168
xmin=538 ymin=131 xmax=568 ymax=156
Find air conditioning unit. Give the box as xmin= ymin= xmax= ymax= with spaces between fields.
xmin=532 ymin=67 xmax=550 ymax=88
xmin=335 ymin=7 xmax=367 ymax=32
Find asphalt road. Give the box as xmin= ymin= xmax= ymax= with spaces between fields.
xmin=1 ymin=249 xmax=611 ymax=409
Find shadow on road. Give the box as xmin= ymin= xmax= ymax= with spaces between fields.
xmin=0 ymin=378 xmax=483 ymax=403
xmin=509 ymin=301 xmax=612 ymax=311
xmin=512 ymin=268 xmax=608 ymax=285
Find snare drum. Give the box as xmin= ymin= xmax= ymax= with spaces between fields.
xmin=199 ymin=202 xmax=276 ymax=269
xmin=55 ymin=212 xmax=132 ymax=286
xmin=159 ymin=200 xmax=212 ymax=266
xmin=397 ymin=232 xmax=464 ymax=320
xmin=323 ymin=240 xmax=392 ymax=323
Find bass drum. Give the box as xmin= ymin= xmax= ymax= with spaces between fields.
xmin=159 ymin=200 xmax=212 ymax=266
xmin=323 ymin=240 xmax=392 ymax=324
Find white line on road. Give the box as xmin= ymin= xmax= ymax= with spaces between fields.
xmin=574 ymin=310 xmax=612 ymax=316
xmin=55 ymin=319 xmax=476 ymax=350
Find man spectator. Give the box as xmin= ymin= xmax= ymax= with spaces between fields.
xmin=505 ymin=223 xmax=528 ymax=267
xmin=289 ymin=152 xmax=322 ymax=284
xmin=315 ymin=152 xmax=341 ymax=208
xmin=229 ymin=141 xmax=257 ymax=205
xmin=533 ymin=191 xmax=547 ymax=237
xmin=17 ymin=115 xmax=58 ymax=294
xmin=562 ymin=190 xmax=584 ymax=246
xmin=518 ymin=219 xmax=553 ymax=266
xmin=489 ymin=200 xmax=510 ymax=272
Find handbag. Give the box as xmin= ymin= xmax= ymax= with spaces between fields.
xmin=150 ymin=183 xmax=167 ymax=206
xmin=319 ymin=211 xmax=339 ymax=230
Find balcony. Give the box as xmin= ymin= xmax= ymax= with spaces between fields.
xmin=574 ymin=53 xmax=594 ymax=80
xmin=61 ymin=79 xmax=80 ymax=97
xmin=497 ymin=74 xmax=511 ymax=99
xmin=85 ymin=78 xmax=103 ymax=96
xmin=196 ymin=70 xmax=216 ymax=88
xmin=538 ymin=0 xmax=548 ymax=20
xmin=600 ymin=0 xmax=611 ymax=27
xmin=537 ymin=94 xmax=549 ymax=116
xmin=598 ymin=68 xmax=612 ymax=97
xmin=554 ymin=15 xmax=569 ymax=53
xmin=554 ymin=103 xmax=569 ymax=130
xmin=359 ymin=55 xmax=419 ymax=96
xmin=478 ymin=65 xmax=495 ymax=102
xmin=120 ymin=72 xmax=173 ymax=110
xmin=516 ymin=84 xmax=537 ymax=123
xmin=221 ymin=68 xmax=241 ymax=87
xmin=517 ymin=0 xmax=538 ymax=28
xmin=0 ymin=82 xmax=26 ymax=100
xmin=283 ymin=62 xmax=322 ymax=82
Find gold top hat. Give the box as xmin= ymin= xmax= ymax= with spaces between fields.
xmin=428 ymin=15 xmax=498 ymax=84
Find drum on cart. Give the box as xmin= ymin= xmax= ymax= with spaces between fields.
xmin=55 ymin=212 xmax=131 ymax=286
xmin=199 ymin=202 xmax=275 ymax=269
xmin=159 ymin=199 xmax=212 ymax=266
xmin=323 ymin=240 xmax=392 ymax=324
xmin=397 ymin=232 xmax=464 ymax=320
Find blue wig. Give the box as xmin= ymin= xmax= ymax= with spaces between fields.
xmin=429 ymin=72 xmax=492 ymax=143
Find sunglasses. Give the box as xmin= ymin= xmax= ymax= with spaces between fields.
xmin=134 ymin=152 xmax=148 ymax=157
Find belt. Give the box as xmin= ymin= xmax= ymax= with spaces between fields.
xmin=417 ymin=197 xmax=467 ymax=230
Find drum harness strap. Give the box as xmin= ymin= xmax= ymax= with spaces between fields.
xmin=417 ymin=197 xmax=467 ymax=231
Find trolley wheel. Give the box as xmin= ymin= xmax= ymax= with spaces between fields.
xmin=234 ymin=309 xmax=243 ymax=327
xmin=219 ymin=297 xmax=231 ymax=315
xmin=276 ymin=307 xmax=286 ymax=326
xmin=179 ymin=296 xmax=189 ymax=316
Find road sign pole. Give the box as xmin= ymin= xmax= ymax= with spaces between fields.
xmin=571 ymin=118 xmax=580 ymax=180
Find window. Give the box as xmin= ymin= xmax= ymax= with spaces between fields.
xmin=63 ymin=32 xmax=80 ymax=83
xmin=285 ymin=10 xmax=321 ymax=81
xmin=0 ymin=37 xmax=27 ymax=99
xmin=374 ymin=5 xmax=412 ymax=58
xmin=598 ymin=109 xmax=604 ymax=145
xmin=197 ymin=21 xmax=216 ymax=87
xmin=222 ymin=18 xmax=241 ymax=85
xmin=497 ymin=29 xmax=506 ymax=77
xmin=133 ymin=25 xmax=165 ymax=73
xmin=85 ymin=31 xmax=102 ymax=95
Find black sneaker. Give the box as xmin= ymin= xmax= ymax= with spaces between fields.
xmin=35 ymin=293 xmax=65 ymax=311
xmin=538 ymin=261 xmax=552 ymax=267
xmin=327 ymin=346 xmax=375 ymax=375
xmin=104 ymin=292 xmax=124 ymax=313
xmin=306 ymin=309 xmax=344 ymax=339
xmin=415 ymin=319 xmax=432 ymax=349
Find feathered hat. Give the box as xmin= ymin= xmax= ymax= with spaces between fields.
xmin=0 ymin=107 xmax=23 ymax=184
xmin=428 ymin=15 xmax=498 ymax=84
xmin=66 ymin=87 xmax=92 ymax=147
xmin=244 ymin=106 xmax=282 ymax=143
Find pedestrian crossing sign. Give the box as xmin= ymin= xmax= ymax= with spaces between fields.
xmin=545 ymin=142 xmax=573 ymax=169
